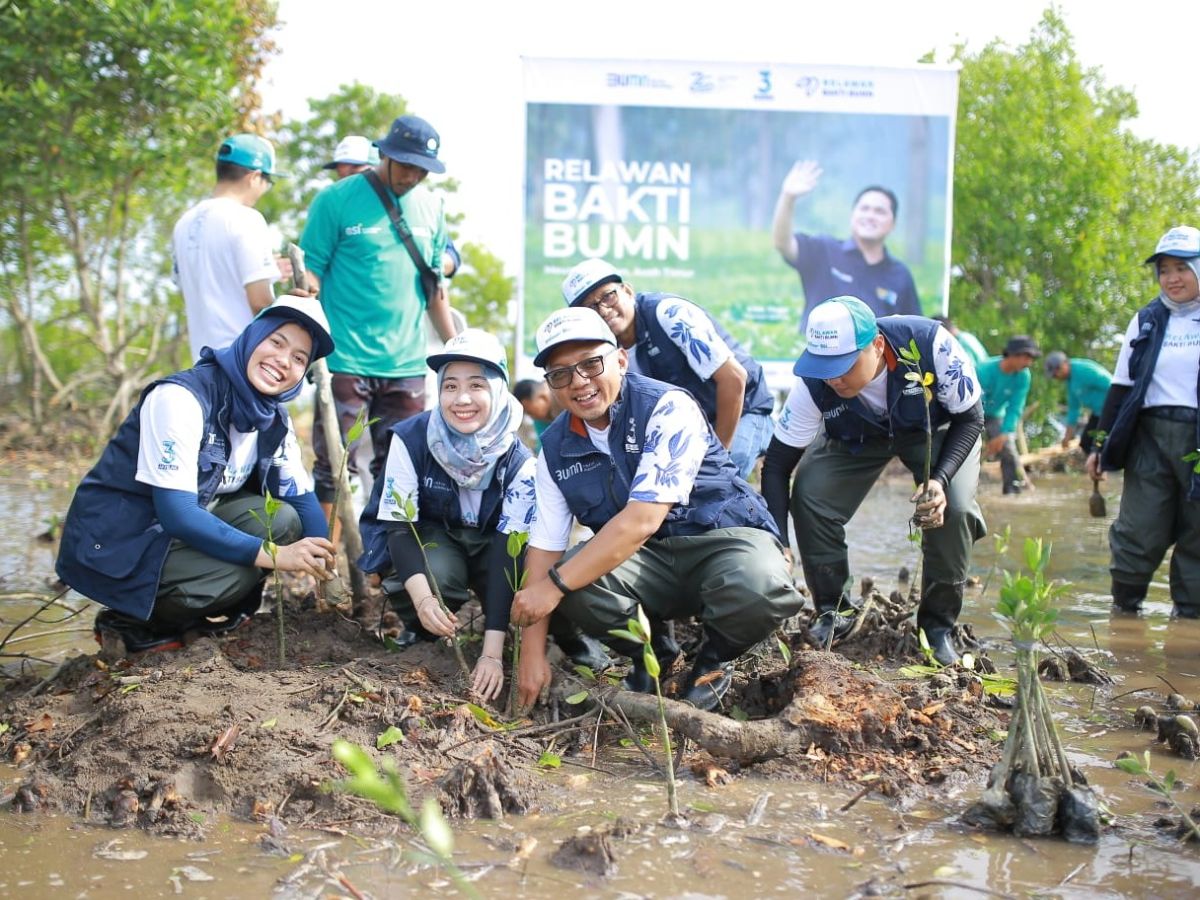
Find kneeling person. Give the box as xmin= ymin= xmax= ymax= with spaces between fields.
xmin=761 ymin=296 xmax=986 ymax=666
xmin=511 ymin=308 xmax=802 ymax=712
xmin=57 ymin=297 xmax=338 ymax=653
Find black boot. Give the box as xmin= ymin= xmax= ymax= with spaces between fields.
xmin=803 ymin=560 xmax=857 ymax=648
xmin=554 ymin=633 xmax=613 ymax=673
xmin=1171 ymin=604 xmax=1200 ymax=619
xmin=1111 ymin=580 xmax=1146 ymax=615
xmin=680 ymin=631 xmax=741 ymax=711
xmin=923 ymin=628 xmax=960 ymax=667
xmin=93 ymin=609 xmax=184 ymax=654
xmin=917 ymin=579 xmax=965 ymax=666
xmin=609 ymin=633 xmax=681 ymax=693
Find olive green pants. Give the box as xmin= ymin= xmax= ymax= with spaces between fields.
xmin=1109 ymin=416 xmax=1200 ymax=611
xmin=381 ymin=524 xmax=492 ymax=624
xmin=792 ymin=431 xmax=986 ymax=611
xmin=557 ymin=526 xmax=802 ymax=656
xmin=152 ymin=491 xmax=300 ymax=630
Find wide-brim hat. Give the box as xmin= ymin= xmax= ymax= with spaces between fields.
xmin=374 ymin=115 xmax=445 ymax=174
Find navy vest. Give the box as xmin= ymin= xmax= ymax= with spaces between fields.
xmin=357 ymin=411 xmax=533 ymax=574
xmin=55 ymin=364 xmax=291 ymax=620
xmin=1101 ymin=298 xmax=1200 ymax=499
xmin=634 ymin=293 xmax=774 ymax=421
xmin=803 ymin=317 xmax=950 ymax=451
xmin=539 ymin=372 xmax=778 ymax=539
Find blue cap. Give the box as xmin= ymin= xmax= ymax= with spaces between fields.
xmin=217 ymin=133 xmax=286 ymax=177
xmin=793 ymin=296 xmax=878 ymax=379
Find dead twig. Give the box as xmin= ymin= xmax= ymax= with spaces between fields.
xmin=903 ymin=880 xmax=1015 ymax=899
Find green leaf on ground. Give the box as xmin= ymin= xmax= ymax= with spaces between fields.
xmin=376 ymin=726 xmax=405 ymax=749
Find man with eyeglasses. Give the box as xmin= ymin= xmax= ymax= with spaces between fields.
xmin=560 ymin=259 xmax=775 ymax=479
xmin=510 ymin=307 xmax=802 ymax=712
xmin=173 ymin=133 xmax=289 ymax=362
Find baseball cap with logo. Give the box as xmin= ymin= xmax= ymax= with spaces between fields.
xmin=1145 ymin=225 xmax=1200 ymax=264
xmin=533 ymin=307 xmax=618 ymax=368
xmin=374 ymin=115 xmax=445 ymax=174
xmin=217 ymin=133 xmax=286 ymax=177
xmin=256 ymin=295 xmax=334 ymax=361
xmin=792 ymin=296 xmax=878 ymax=379
xmin=561 ymin=258 xmax=623 ymax=306
xmin=321 ymin=135 xmax=378 ymax=170
xmin=427 ymin=329 xmax=510 ymax=382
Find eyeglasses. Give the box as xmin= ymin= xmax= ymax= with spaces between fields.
xmin=582 ymin=288 xmax=621 ymax=312
xmin=544 ymin=348 xmax=618 ymax=389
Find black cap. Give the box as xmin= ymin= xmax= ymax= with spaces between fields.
xmin=1003 ymin=335 xmax=1041 ymax=358
xmin=374 ymin=115 xmax=444 ymax=174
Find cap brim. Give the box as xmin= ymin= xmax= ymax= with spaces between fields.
xmin=377 ymin=147 xmax=445 ymax=174
xmin=792 ymin=348 xmax=861 ymax=380
xmin=261 ymin=307 xmax=334 ymax=361
xmin=1145 ymin=250 xmax=1200 ymax=264
xmin=426 ymin=352 xmax=506 ymax=380
xmin=532 ymin=336 xmax=615 ymax=369
xmin=321 ymin=161 xmax=338 ymax=170
xmin=568 ymin=274 xmax=621 ymax=307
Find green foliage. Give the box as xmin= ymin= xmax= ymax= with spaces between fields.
xmin=536 ymin=751 xmax=562 ymax=769
xmin=376 ymin=726 xmax=405 ymax=749
xmin=250 ymin=488 xmax=287 ymax=663
xmin=1116 ymin=750 xmax=1200 ymax=841
xmin=0 ymin=0 xmax=278 ymax=426
xmin=994 ymin=537 xmax=1065 ymax=643
xmin=1183 ymin=450 xmax=1200 ymax=475
xmin=949 ymin=9 xmax=1200 ymax=444
xmin=450 ymin=241 xmax=516 ymax=346
xmin=328 ymin=738 xmax=415 ymax=818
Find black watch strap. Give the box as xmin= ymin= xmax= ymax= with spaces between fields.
xmin=547 ymin=564 xmax=571 ymax=595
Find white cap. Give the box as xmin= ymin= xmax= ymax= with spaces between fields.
xmin=322 ymin=135 xmax=377 ymax=169
xmin=561 ymin=258 xmax=622 ymax=306
xmin=533 ymin=307 xmax=617 ymax=367
xmin=258 ymin=294 xmax=334 ymax=360
xmin=1145 ymin=225 xmax=1200 ymax=263
xmin=427 ymin=328 xmax=510 ymax=382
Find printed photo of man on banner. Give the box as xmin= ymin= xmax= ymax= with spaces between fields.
xmin=521 ymin=58 xmax=958 ymax=388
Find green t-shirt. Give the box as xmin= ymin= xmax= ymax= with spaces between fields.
xmin=301 ymin=175 xmax=445 ymax=378
xmin=976 ymin=355 xmax=1031 ymax=434
xmin=955 ymin=330 xmax=989 ymax=369
xmin=1065 ymin=357 xmax=1112 ymax=423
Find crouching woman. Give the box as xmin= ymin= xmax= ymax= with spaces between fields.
xmin=56 ymin=296 xmax=338 ymax=653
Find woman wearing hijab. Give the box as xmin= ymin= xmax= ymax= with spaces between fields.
xmin=1087 ymin=226 xmax=1200 ymax=618
xmin=357 ymin=330 xmax=539 ymax=700
xmin=57 ymin=296 xmax=337 ymax=653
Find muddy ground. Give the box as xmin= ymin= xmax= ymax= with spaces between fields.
xmin=0 ymin=567 xmax=1016 ymax=840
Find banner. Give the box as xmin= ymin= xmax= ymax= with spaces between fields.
xmin=521 ymin=57 xmax=959 ymax=387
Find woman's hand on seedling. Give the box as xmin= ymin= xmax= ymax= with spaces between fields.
xmin=267 ymin=537 xmax=337 ymax=580
xmin=472 ymin=655 xmax=504 ymax=701
xmin=912 ymin=480 xmax=947 ymax=528
xmin=414 ymin=595 xmax=457 ymax=637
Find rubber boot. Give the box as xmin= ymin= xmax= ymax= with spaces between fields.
xmin=1171 ymin=604 xmax=1200 ymax=620
xmin=609 ymin=630 xmax=682 ymax=694
xmin=548 ymin=612 xmax=613 ymax=673
xmin=681 ymin=630 xmax=741 ymax=711
xmin=1111 ymin=580 xmax=1146 ymax=615
xmin=804 ymin=560 xmax=857 ymax=648
xmin=917 ymin=579 xmax=965 ymax=667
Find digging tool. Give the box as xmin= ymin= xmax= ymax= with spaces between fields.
xmin=1088 ymin=476 xmax=1106 ymax=518
xmin=287 ymin=242 xmax=365 ymax=613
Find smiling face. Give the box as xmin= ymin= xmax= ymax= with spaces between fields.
xmin=578 ymin=281 xmax=637 ymax=347
xmin=544 ymin=341 xmax=626 ymax=428
xmin=824 ymin=335 xmax=885 ymax=398
xmin=849 ymin=190 xmax=896 ymax=245
xmin=439 ymin=361 xmax=494 ymax=435
xmin=246 ymin=323 xmax=312 ymax=395
xmin=1158 ymin=256 xmax=1200 ymax=303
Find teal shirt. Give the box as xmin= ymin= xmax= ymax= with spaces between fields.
xmin=1064 ymin=357 xmax=1112 ymax=423
xmin=976 ymin=356 xmax=1031 ymax=434
xmin=301 ymin=175 xmax=445 ymax=378
xmin=955 ymin=330 xmax=989 ymax=369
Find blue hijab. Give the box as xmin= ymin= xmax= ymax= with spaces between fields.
xmin=199 ymin=314 xmax=319 ymax=433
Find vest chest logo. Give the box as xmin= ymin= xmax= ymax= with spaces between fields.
xmin=901 ymin=383 xmax=924 ymax=397
xmin=554 ymin=459 xmax=604 ymax=481
xmin=624 ymin=414 xmax=641 ymax=454
xmin=822 ymin=404 xmax=847 ymax=420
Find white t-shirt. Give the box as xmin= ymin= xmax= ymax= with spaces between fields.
xmin=172 ymin=197 xmax=279 ymax=362
xmin=135 ymin=383 xmax=311 ymax=496
xmin=375 ymin=433 xmax=538 ymax=532
xmin=1112 ymin=305 xmax=1200 ymax=408
xmin=775 ymin=325 xmax=982 ymax=449
xmin=529 ymin=389 xmax=710 ymax=551
xmin=625 ymin=297 xmax=732 ymax=381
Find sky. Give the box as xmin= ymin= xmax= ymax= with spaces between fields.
xmin=260 ymin=0 xmax=1199 ymax=273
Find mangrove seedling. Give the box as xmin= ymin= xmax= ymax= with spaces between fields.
xmin=979 ymin=524 xmax=1011 ymax=597
xmin=327 ymin=739 xmax=477 ymax=896
xmin=327 ymin=407 xmax=376 ymax=536
xmin=503 ymin=530 xmax=529 ymax=717
xmin=610 ymin=607 xmax=684 ymax=824
xmin=962 ymin=538 xmax=1100 ymax=842
xmin=1115 ymin=750 xmax=1200 ymax=842
xmin=898 ymin=338 xmax=935 ymax=529
xmin=389 ymin=489 xmax=472 ymax=681
xmin=250 ymin=490 xmax=286 ymax=664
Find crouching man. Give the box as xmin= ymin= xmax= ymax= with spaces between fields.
xmin=761 ymin=296 xmax=986 ymax=666
xmin=511 ymin=308 xmax=802 ymax=711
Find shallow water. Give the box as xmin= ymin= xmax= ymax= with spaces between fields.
xmin=3 ymin=467 xmax=1200 ymax=897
